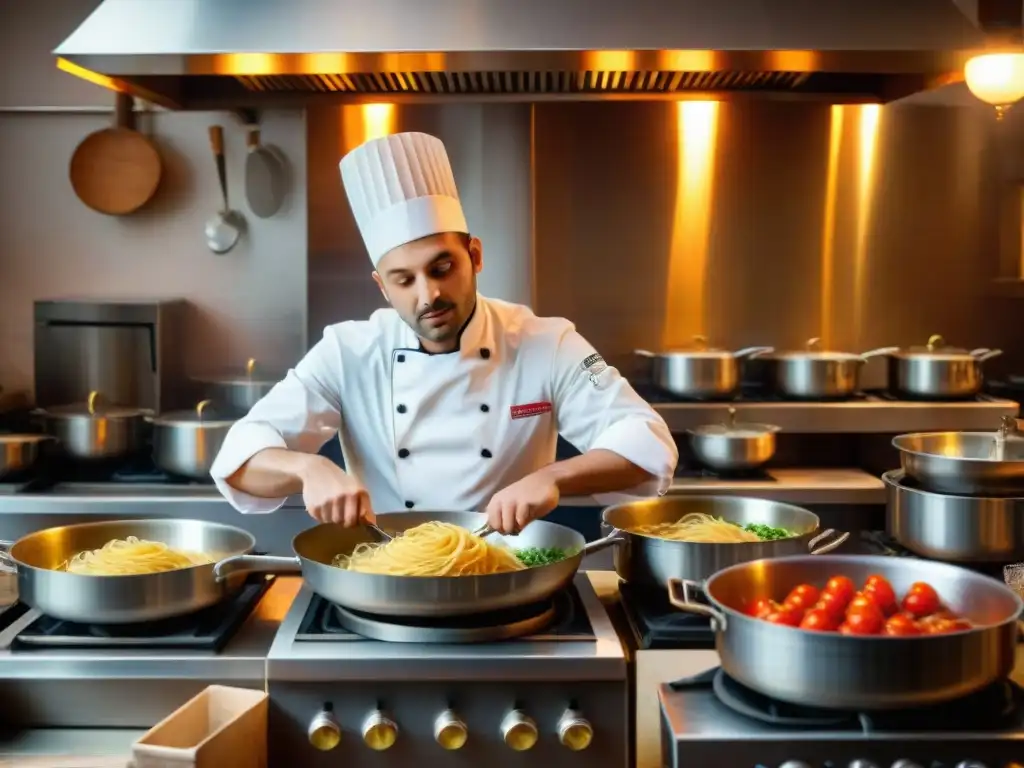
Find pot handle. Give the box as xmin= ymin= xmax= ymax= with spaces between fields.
xmin=213 ymin=553 xmax=302 ymax=582
xmin=0 ymin=540 xmax=15 ymax=574
xmin=859 ymin=346 xmax=899 ymax=360
xmin=633 ymin=349 xmax=656 ymax=358
xmin=734 ymin=346 xmax=774 ymax=359
xmin=581 ymin=527 xmax=624 ymax=556
xmin=969 ymin=348 xmax=1003 ymax=362
xmin=807 ymin=529 xmax=850 ymax=555
xmin=666 ymin=577 xmax=727 ymax=630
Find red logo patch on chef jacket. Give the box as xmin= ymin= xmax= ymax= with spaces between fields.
xmin=510 ymin=401 xmax=553 ymax=420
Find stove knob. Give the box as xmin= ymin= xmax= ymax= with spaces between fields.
xmin=434 ymin=709 xmax=468 ymax=750
xmin=849 ymin=762 xmax=880 ymax=768
xmin=361 ymin=709 xmax=398 ymax=751
xmin=778 ymin=763 xmax=813 ymax=768
xmin=557 ymin=709 xmax=593 ymax=751
xmin=891 ymin=762 xmax=924 ymax=768
xmin=308 ymin=710 xmax=341 ymax=751
xmin=500 ymin=709 xmax=539 ymax=751
xmin=954 ymin=763 xmax=988 ymax=768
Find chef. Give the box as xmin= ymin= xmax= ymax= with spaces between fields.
xmin=210 ymin=131 xmax=678 ymax=533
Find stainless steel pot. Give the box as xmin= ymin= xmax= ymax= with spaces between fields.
xmin=37 ymin=391 xmax=148 ymax=460
xmin=687 ymin=407 xmax=779 ymax=471
xmin=892 ymin=417 xmax=1024 ymax=496
xmin=886 ymin=334 xmax=1002 ymax=399
xmin=214 ymin=511 xmax=619 ymax=618
xmin=193 ymin=357 xmax=283 ymax=416
xmin=150 ymin=399 xmax=237 ymax=480
xmin=884 ymin=469 xmax=1024 ymax=562
xmin=635 ymin=336 xmax=773 ymax=399
xmin=669 ymin=554 xmax=1022 ymax=709
xmin=771 ymin=337 xmax=896 ymax=399
xmin=0 ymin=519 xmax=258 ymax=623
xmin=600 ymin=496 xmax=848 ymax=586
xmin=0 ymin=434 xmax=56 ymax=479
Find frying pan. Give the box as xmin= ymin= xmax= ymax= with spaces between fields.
xmin=0 ymin=519 xmax=256 ymax=623
xmin=69 ymin=92 xmax=162 ymax=215
xmin=213 ymin=511 xmax=619 ymax=617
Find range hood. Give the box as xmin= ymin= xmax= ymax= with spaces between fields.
xmin=54 ymin=0 xmax=987 ymax=110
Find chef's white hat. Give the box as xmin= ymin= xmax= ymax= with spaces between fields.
xmin=339 ymin=132 xmax=469 ymax=266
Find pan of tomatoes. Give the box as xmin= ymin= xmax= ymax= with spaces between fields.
xmin=667 ymin=554 xmax=1023 ymax=710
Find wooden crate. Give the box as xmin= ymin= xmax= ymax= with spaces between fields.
xmin=132 ymin=685 xmax=268 ymax=768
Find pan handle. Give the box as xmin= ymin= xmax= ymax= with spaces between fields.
xmin=734 ymin=346 xmax=774 ymax=359
xmin=0 ymin=540 xmax=14 ymax=574
xmin=970 ymin=348 xmax=1003 ymax=362
xmin=667 ymin=578 xmax=726 ymax=630
xmin=581 ymin=527 xmax=624 ymax=556
xmin=808 ymin=529 xmax=850 ymax=555
xmin=213 ymin=553 xmax=301 ymax=582
xmin=858 ymin=346 xmax=899 ymax=360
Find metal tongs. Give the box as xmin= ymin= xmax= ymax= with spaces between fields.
xmin=367 ymin=522 xmax=496 ymax=541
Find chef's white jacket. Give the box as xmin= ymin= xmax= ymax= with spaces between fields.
xmin=210 ymin=295 xmax=678 ymax=514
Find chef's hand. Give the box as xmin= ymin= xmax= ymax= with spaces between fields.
xmin=485 ymin=472 xmax=560 ymax=534
xmin=299 ymin=455 xmax=376 ymax=526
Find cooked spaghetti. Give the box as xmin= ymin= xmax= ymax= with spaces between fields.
xmin=332 ymin=521 xmax=526 ymax=577
xmin=61 ymin=536 xmax=214 ymax=576
xmin=629 ymin=513 xmax=788 ymax=543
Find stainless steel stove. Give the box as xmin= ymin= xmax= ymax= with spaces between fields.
xmin=266 ymin=573 xmax=628 ymax=767
xmin=659 ymin=667 xmax=1024 ymax=768
xmin=0 ymin=574 xmax=277 ymax=728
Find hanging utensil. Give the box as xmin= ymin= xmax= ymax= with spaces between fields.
xmin=244 ymin=125 xmax=285 ymax=218
xmin=204 ymin=125 xmax=243 ymax=254
xmin=69 ymin=91 xmax=162 ymax=216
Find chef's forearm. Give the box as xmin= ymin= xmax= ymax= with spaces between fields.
xmin=226 ymin=448 xmax=326 ymax=498
xmin=535 ymin=449 xmax=653 ymax=498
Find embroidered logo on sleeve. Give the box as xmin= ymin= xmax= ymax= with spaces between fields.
xmin=580 ymin=353 xmax=609 ymax=386
xmin=510 ymin=401 xmax=553 ymax=420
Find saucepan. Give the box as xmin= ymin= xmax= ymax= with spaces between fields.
xmin=668 ymin=555 xmax=1021 ymax=709
xmin=213 ymin=511 xmax=620 ymax=618
xmin=0 ymin=434 xmax=57 ymax=479
xmin=0 ymin=519 xmax=257 ymax=623
xmin=635 ymin=336 xmax=773 ymax=400
xmin=884 ymin=334 xmax=1002 ymax=399
xmin=687 ymin=407 xmax=779 ymax=471
xmin=35 ymin=390 xmax=149 ymax=460
xmin=193 ymin=358 xmax=284 ymax=416
xmin=149 ymin=399 xmax=237 ymax=480
xmin=598 ymin=496 xmax=849 ymax=587
xmin=769 ymin=337 xmax=897 ymax=399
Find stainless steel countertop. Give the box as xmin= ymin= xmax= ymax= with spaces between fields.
xmin=266 ymin=573 xmax=627 ymax=682
xmin=654 ymin=396 xmax=1019 ymax=433
xmin=0 ymin=572 xmax=292 ymax=681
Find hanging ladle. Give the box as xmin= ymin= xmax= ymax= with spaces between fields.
xmin=204 ymin=125 xmax=244 ymax=254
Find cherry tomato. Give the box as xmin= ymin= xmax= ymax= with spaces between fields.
xmin=862 ymin=579 xmax=897 ymax=616
xmin=747 ymin=597 xmax=775 ymax=618
xmin=844 ymin=603 xmax=884 ymax=635
xmin=787 ymin=584 xmax=820 ymax=605
xmin=863 ymin=574 xmax=889 ymax=589
xmin=783 ymin=591 xmax=815 ymax=617
xmin=901 ymin=582 xmax=941 ymax=618
xmin=838 ymin=622 xmax=859 ymax=636
xmin=919 ymin=618 xmax=958 ymax=635
xmin=815 ymin=590 xmax=848 ymax=618
xmin=823 ymin=575 xmax=855 ymax=605
xmin=883 ymin=613 xmax=921 ymax=636
xmin=764 ymin=607 xmax=801 ymax=627
xmin=846 ymin=593 xmax=877 ymax=616
xmin=799 ymin=608 xmax=838 ymax=632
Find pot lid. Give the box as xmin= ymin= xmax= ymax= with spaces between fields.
xmin=0 ymin=433 xmax=54 ymax=444
xmin=150 ymin=400 xmax=237 ymax=428
xmin=773 ymin=337 xmax=864 ymax=362
xmin=894 ymin=334 xmax=999 ymax=361
xmin=193 ymin=357 xmax=284 ymax=385
xmin=642 ymin=335 xmax=773 ymax=359
xmin=41 ymin=391 xmax=147 ymax=419
xmin=688 ymin=407 xmax=780 ymax=437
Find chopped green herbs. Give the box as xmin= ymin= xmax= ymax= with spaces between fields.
xmin=741 ymin=522 xmax=793 ymax=541
xmin=516 ymin=547 xmax=572 ymax=567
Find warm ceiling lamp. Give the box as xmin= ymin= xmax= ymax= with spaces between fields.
xmin=965 ymin=52 xmax=1024 ymax=119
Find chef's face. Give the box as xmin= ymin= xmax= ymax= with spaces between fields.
xmin=373 ymin=232 xmax=482 ymax=352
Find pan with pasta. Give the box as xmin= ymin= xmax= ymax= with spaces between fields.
xmin=600 ymin=495 xmax=850 ymax=587
xmin=2 ymin=518 xmax=256 ymax=624
xmin=213 ymin=511 xmax=619 ymax=618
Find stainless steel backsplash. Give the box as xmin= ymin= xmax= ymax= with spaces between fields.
xmin=308 ymin=100 xmax=1024 ymax=378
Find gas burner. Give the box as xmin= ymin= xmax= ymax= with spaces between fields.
xmin=618 ymin=582 xmax=714 ymax=650
xmin=294 ymin=585 xmax=596 ymax=643
xmin=670 ymin=667 xmax=1022 ymax=733
xmin=674 ymin=466 xmax=775 ymax=482
xmin=12 ymin=575 xmax=273 ymax=651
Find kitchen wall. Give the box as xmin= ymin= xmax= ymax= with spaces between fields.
xmin=0 ymin=0 xmax=308 ymax=397
xmin=307 ymin=97 xmax=1024 ymax=378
